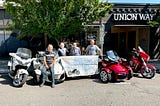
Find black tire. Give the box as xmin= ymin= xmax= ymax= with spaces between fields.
xmin=127 ymin=70 xmax=133 ymax=80
xmin=90 ymin=74 xmax=99 ymax=79
xmin=56 ymin=73 xmax=65 ymax=84
xmin=8 ymin=71 xmax=15 ymax=79
xmin=13 ymin=74 xmax=28 ymax=87
xmin=141 ymin=67 xmax=155 ymax=79
xmin=100 ymin=70 xmax=111 ymax=83
xmin=34 ymin=74 xmax=41 ymax=84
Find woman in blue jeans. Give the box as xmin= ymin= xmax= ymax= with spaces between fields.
xmin=40 ymin=44 xmax=56 ymax=88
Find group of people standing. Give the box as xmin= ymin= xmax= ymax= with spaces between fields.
xmin=58 ymin=42 xmax=81 ymax=56
xmin=40 ymin=39 xmax=102 ymax=88
xmin=58 ymin=39 xmax=102 ymax=57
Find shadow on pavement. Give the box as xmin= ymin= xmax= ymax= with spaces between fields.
xmin=0 ymin=74 xmax=13 ymax=87
xmin=92 ymin=78 xmax=126 ymax=84
xmin=132 ymin=73 xmax=144 ymax=79
xmin=65 ymin=75 xmax=98 ymax=82
xmin=92 ymin=79 xmax=104 ymax=84
xmin=26 ymin=77 xmax=64 ymax=87
xmin=65 ymin=76 xmax=89 ymax=80
xmin=26 ymin=78 xmax=39 ymax=86
xmin=156 ymin=69 xmax=160 ymax=74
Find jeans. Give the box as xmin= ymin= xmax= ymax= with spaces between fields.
xmin=41 ymin=64 xmax=55 ymax=84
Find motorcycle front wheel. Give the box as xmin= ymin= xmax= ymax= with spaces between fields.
xmin=141 ymin=67 xmax=155 ymax=79
xmin=56 ymin=73 xmax=66 ymax=84
xmin=13 ymin=74 xmax=28 ymax=87
xmin=100 ymin=70 xmax=111 ymax=83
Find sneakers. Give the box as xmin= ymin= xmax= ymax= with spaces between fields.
xmin=51 ymin=83 xmax=55 ymax=88
xmin=39 ymin=82 xmax=55 ymax=88
xmin=39 ymin=83 xmax=44 ymax=87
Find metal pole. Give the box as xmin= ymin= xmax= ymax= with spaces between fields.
xmin=3 ymin=9 xmax=5 ymax=41
xmin=3 ymin=9 xmax=6 ymax=53
xmin=99 ymin=23 xmax=105 ymax=53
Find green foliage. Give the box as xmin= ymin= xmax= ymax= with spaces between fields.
xmin=148 ymin=16 xmax=160 ymax=27
xmin=4 ymin=0 xmax=112 ymax=39
xmin=148 ymin=9 xmax=160 ymax=27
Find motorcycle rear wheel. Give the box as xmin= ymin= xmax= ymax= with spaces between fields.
xmin=13 ymin=74 xmax=28 ymax=87
xmin=141 ymin=67 xmax=155 ymax=79
xmin=33 ymin=74 xmax=41 ymax=84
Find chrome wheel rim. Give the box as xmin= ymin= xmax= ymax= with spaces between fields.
xmin=100 ymin=71 xmax=108 ymax=82
xmin=142 ymin=68 xmax=154 ymax=78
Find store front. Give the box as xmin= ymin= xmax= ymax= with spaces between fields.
xmin=111 ymin=26 xmax=150 ymax=56
xmin=103 ymin=3 xmax=160 ymax=58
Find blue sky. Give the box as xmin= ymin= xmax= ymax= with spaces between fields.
xmin=105 ymin=0 xmax=160 ymax=4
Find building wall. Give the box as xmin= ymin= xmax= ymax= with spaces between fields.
xmin=0 ymin=8 xmax=28 ymax=56
xmin=138 ymin=27 xmax=150 ymax=53
xmin=0 ymin=9 xmax=11 ymax=45
xmin=103 ymin=3 xmax=160 ymax=58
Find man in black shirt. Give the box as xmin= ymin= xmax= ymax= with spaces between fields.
xmin=40 ymin=44 xmax=56 ymax=88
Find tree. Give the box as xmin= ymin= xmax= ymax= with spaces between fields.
xmin=4 ymin=0 xmax=112 ymax=47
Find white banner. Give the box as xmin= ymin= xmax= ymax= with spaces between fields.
xmin=59 ymin=56 xmax=99 ymax=77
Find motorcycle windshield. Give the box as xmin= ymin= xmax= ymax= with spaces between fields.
xmin=138 ymin=46 xmax=145 ymax=52
xmin=137 ymin=46 xmax=150 ymax=61
xmin=16 ymin=48 xmax=32 ymax=59
xmin=106 ymin=50 xmax=119 ymax=62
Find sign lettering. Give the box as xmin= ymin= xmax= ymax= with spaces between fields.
xmin=113 ymin=13 xmax=156 ymax=21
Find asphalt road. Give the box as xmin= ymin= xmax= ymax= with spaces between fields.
xmin=0 ymin=58 xmax=160 ymax=106
xmin=0 ymin=73 xmax=160 ymax=106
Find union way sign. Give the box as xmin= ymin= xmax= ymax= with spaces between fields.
xmin=113 ymin=13 xmax=156 ymax=21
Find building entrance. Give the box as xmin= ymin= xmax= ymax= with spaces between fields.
xmin=111 ymin=26 xmax=137 ymax=56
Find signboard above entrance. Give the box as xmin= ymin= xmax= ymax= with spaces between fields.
xmin=113 ymin=13 xmax=156 ymax=21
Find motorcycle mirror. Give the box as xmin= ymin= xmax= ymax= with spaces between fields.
xmin=133 ymin=48 xmax=136 ymax=51
xmin=104 ymin=57 xmax=109 ymax=61
xmin=121 ymin=58 xmax=127 ymax=62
